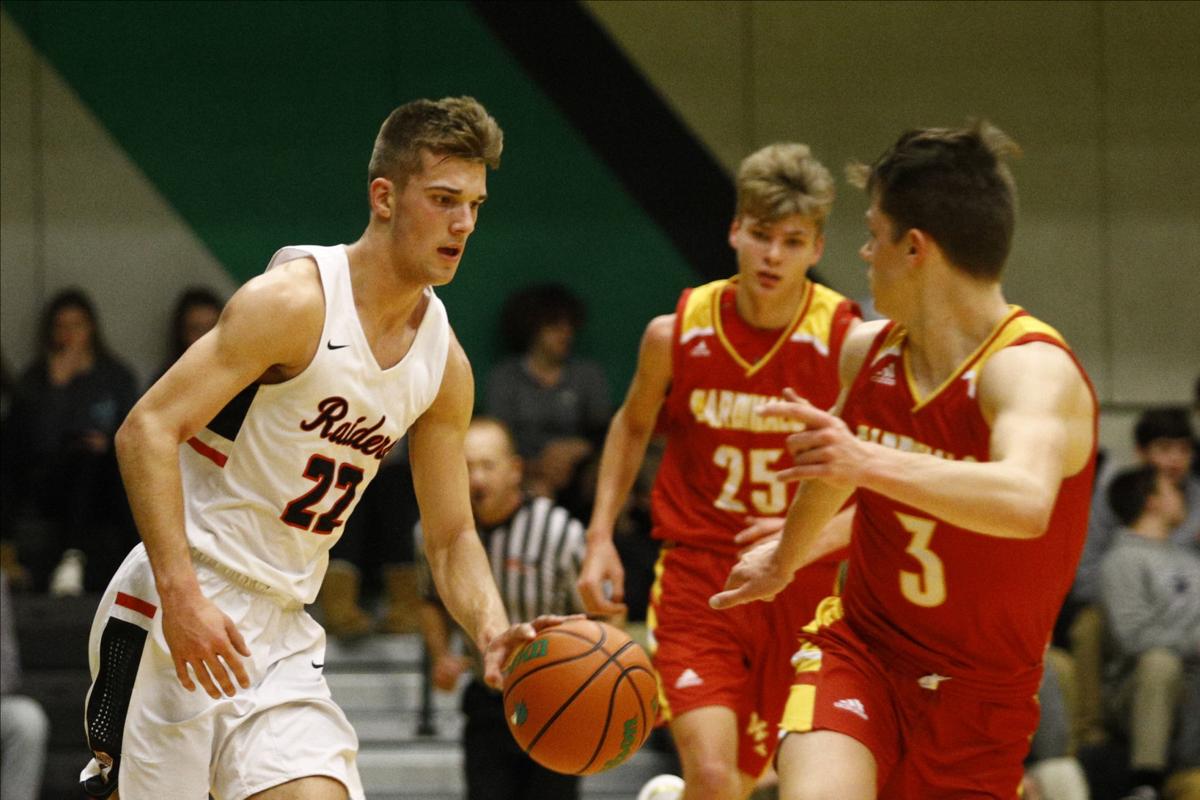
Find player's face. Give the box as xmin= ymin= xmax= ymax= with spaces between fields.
xmin=860 ymin=201 xmax=912 ymax=319
xmin=390 ymin=150 xmax=488 ymax=286
xmin=465 ymin=423 xmax=522 ymax=525
xmin=728 ymin=213 xmax=824 ymax=303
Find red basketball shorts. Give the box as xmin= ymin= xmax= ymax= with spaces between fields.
xmin=648 ymin=544 xmax=840 ymax=778
xmin=780 ymin=598 xmax=1040 ymax=799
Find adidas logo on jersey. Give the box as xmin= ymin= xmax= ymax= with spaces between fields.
xmin=833 ymin=698 xmax=868 ymax=720
xmin=870 ymin=362 xmax=897 ymax=386
xmin=689 ymin=340 xmax=711 ymax=357
xmin=674 ymin=668 xmax=704 ymax=689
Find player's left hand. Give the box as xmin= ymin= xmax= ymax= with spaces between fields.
xmin=481 ymin=614 xmax=586 ymax=690
xmin=709 ymin=537 xmax=793 ymax=610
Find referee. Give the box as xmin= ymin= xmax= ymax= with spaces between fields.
xmin=417 ymin=416 xmax=587 ymax=800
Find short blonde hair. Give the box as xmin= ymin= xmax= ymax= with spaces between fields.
xmin=368 ymin=96 xmax=503 ymax=187
xmin=736 ymin=143 xmax=835 ymax=229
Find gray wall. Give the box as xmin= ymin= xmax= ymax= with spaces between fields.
xmin=584 ymin=0 xmax=1199 ymax=464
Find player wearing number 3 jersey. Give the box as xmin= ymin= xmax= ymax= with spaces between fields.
xmin=78 ymin=98 xmax=563 ymax=800
xmin=712 ymin=123 xmax=1098 ymax=799
xmin=577 ymin=143 xmax=860 ymax=800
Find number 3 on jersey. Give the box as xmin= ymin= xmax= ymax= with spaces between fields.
xmin=281 ymin=454 xmax=365 ymax=534
xmin=896 ymin=512 xmax=946 ymax=608
xmin=712 ymin=445 xmax=787 ymax=515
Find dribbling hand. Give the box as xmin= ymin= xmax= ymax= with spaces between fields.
xmin=482 ymin=614 xmax=584 ymax=690
xmin=162 ymin=593 xmax=251 ymax=699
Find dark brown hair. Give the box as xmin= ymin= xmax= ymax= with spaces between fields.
xmin=848 ymin=121 xmax=1020 ymax=279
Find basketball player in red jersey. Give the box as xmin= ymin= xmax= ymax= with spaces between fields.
xmin=577 ymin=143 xmax=861 ymax=800
xmin=712 ymin=123 xmax=1098 ymax=799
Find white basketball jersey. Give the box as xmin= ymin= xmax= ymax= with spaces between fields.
xmin=181 ymin=244 xmax=450 ymax=604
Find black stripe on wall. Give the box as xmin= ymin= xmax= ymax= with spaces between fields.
xmin=471 ymin=1 xmax=735 ymax=282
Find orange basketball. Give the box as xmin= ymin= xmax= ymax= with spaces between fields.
xmin=502 ymin=619 xmax=658 ymax=775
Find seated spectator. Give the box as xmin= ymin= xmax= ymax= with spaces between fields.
xmin=1069 ymin=407 xmax=1200 ymax=745
xmin=485 ymin=284 xmax=610 ymax=500
xmin=4 ymin=289 xmax=139 ymax=594
xmin=417 ymin=417 xmax=586 ymax=800
xmin=155 ymin=286 xmax=224 ymax=380
xmin=0 ymin=570 xmax=49 ymax=800
xmin=1100 ymin=465 xmax=1200 ymax=800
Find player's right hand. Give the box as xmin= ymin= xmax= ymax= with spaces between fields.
xmin=162 ymin=593 xmax=251 ymax=699
xmin=576 ymin=536 xmax=627 ymax=616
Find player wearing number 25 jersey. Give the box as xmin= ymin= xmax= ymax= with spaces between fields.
xmin=579 ymin=140 xmax=860 ymax=800
xmin=649 ymin=277 xmax=858 ymax=775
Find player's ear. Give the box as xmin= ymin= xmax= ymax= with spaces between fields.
xmin=728 ymin=217 xmax=742 ymax=250
xmin=906 ymin=228 xmax=930 ymax=262
xmin=368 ymin=177 xmax=395 ymax=219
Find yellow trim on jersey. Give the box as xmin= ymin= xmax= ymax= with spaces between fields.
xmin=898 ymin=306 xmax=1065 ymax=413
xmin=714 ymin=278 xmax=813 ymax=377
xmin=781 ymin=684 xmax=818 ymax=734
xmin=801 ymin=594 xmax=845 ymax=635
xmin=682 ymin=277 xmax=830 ymax=379
xmin=646 ymin=548 xmax=671 ymax=721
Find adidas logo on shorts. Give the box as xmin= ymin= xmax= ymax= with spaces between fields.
xmin=833 ymin=698 xmax=868 ymax=720
xmin=674 ymin=668 xmax=704 ymax=689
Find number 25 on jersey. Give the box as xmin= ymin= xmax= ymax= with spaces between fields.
xmin=712 ymin=445 xmax=787 ymax=515
xmin=281 ymin=454 xmax=365 ymax=534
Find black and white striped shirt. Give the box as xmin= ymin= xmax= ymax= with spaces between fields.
xmin=419 ymin=495 xmax=587 ymax=621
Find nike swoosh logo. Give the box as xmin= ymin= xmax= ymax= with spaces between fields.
xmin=326 ymin=342 xmax=349 ymax=351
xmin=312 ymin=661 xmax=324 ymax=669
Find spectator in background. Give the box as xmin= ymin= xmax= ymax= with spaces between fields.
xmin=1068 ymin=408 xmax=1200 ymax=746
xmin=1100 ymin=466 xmax=1200 ymax=800
xmin=485 ymin=284 xmax=610 ymax=500
xmin=0 ymin=570 xmax=49 ymax=800
xmin=155 ymin=287 xmax=224 ymax=380
xmin=4 ymin=289 xmax=139 ymax=594
xmin=418 ymin=417 xmax=586 ymax=800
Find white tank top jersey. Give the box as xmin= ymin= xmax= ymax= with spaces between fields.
xmin=180 ymin=244 xmax=450 ymax=604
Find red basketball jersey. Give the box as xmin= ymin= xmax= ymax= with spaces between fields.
xmin=651 ymin=278 xmax=859 ymax=555
xmin=839 ymin=307 xmax=1097 ymax=697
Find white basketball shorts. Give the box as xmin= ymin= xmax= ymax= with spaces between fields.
xmin=79 ymin=544 xmax=364 ymax=800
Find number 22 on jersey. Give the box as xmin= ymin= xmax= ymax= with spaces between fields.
xmin=281 ymin=454 xmax=365 ymax=534
xmin=711 ymin=445 xmax=787 ymax=515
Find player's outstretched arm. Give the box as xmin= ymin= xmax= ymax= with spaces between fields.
xmin=116 ymin=258 xmax=325 ymax=698
xmin=771 ymin=341 xmax=1095 ymax=540
xmin=577 ymin=314 xmax=674 ymax=616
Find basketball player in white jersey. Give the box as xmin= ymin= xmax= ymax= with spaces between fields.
xmin=78 ymin=97 xmax=560 ymax=800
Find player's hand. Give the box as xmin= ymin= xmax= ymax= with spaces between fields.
xmin=759 ymin=387 xmax=867 ymax=488
xmin=734 ymin=516 xmax=785 ymax=557
xmin=709 ymin=537 xmax=792 ymax=610
xmin=432 ymin=653 xmax=467 ymax=692
xmin=576 ymin=536 xmax=627 ymax=616
xmin=481 ymin=614 xmax=585 ymax=690
xmin=161 ymin=592 xmax=251 ymax=699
